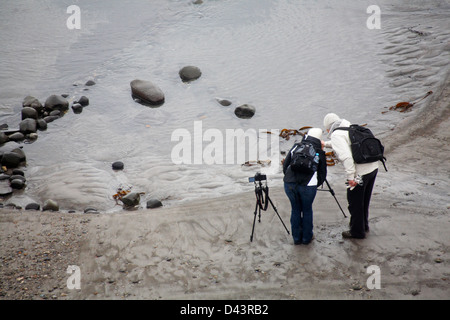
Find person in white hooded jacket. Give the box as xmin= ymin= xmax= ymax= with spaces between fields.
xmin=323 ymin=113 xmax=378 ymax=239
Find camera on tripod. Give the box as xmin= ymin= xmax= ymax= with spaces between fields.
xmin=248 ymin=172 xmax=267 ymax=183
xmin=248 ymin=172 xmax=290 ymax=242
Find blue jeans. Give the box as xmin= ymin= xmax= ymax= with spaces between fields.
xmin=284 ymin=182 xmax=317 ymax=244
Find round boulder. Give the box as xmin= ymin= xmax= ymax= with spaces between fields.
xmin=11 ymin=148 xmax=26 ymax=162
xmin=179 ymin=66 xmax=202 ymax=82
xmin=130 ymin=79 xmax=165 ymax=106
xmin=22 ymin=107 xmax=38 ymax=120
xmin=23 ymin=96 xmax=44 ymax=114
xmin=44 ymin=95 xmax=69 ymax=112
xmin=37 ymin=119 xmax=48 ymax=131
xmin=19 ymin=118 xmax=37 ymax=134
xmin=8 ymin=132 xmax=25 ymax=142
xmin=234 ymin=104 xmax=256 ymax=119
xmin=10 ymin=178 xmax=25 ymax=190
xmin=1 ymin=152 xmax=23 ymax=168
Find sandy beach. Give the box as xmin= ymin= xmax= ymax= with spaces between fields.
xmin=1 ymin=72 xmax=449 ymax=301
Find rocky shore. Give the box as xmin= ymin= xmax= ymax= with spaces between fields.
xmin=1 ymin=63 xmax=264 ymax=213
xmin=0 ymin=73 xmax=448 ymax=300
xmin=0 ymin=80 xmax=94 ymax=211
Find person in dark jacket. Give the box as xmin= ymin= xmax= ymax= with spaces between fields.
xmin=283 ymin=128 xmax=327 ymax=245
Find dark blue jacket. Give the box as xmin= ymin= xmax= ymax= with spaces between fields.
xmin=283 ymin=135 xmax=327 ymax=187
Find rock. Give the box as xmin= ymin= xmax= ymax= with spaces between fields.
xmin=121 ymin=192 xmax=140 ymax=207
xmin=146 ymin=199 xmax=163 ymax=209
xmin=37 ymin=119 xmax=47 ymax=131
xmin=71 ymin=103 xmax=83 ymax=114
xmin=9 ymin=175 xmax=26 ymax=183
xmin=0 ymin=174 xmax=10 ymax=180
xmin=43 ymin=115 xmax=59 ymax=123
xmin=179 ymin=66 xmax=202 ymax=82
xmin=76 ymin=96 xmax=89 ymax=106
xmin=84 ymin=207 xmax=99 ymax=214
xmin=43 ymin=199 xmax=59 ymax=211
xmin=23 ymin=96 xmax=44 ymax=114
xmin=216 ymin=98 xmax=232 ymax=106
xmin=11 ymin=148 xmax=26 ymax=162
xmin=192 ymin=0 xmax=203 ymax=4
xmin=21 ymin=107 xmax=38 ymax=120
xmin=0 ymin=132 xmax=8 ymax=145
xmin=0 ymin=180 xmax=12 ymax=197
xmin=49 ymin=110 xmax=61 ymax=117
xmin=19 ymin=118 xmax=37 ymax=134
xmin=235 ymin=104 xmax=256 ymax=119
xmin=25 ymin=203 xmax=40 ymax=211
xmin=1 ymin=152 xmax=23 ymax=168
xmin=85 ymin=80 xmax=96 ymax=86
xmin=10 ymin=179 xmax=25 ymax=190
xmin=1 ymin=152 xmax=21 ymax=168
xmin=8 ymin=132 xmax=25 ymax=142
xmin=130 ymin=79 xmax=165 ymax=106
xmin=44 ymin=95 xmax=69 ymax=112
xmin=112 ymin=161 xmax=124 ymax=170
xmin=12 ymin=169 xmax=24 ymax=176
xmin=27 ymin=133 xmax=38 ymax=141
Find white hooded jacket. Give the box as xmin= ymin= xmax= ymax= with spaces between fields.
xmin=324 ymin=119 xmax=378 ymax=181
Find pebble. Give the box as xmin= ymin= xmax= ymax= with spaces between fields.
xmin=71 ymin=103 xmax=83 ymax=114
xmin=146 ymin=199 xmax=163 ymax=209
xmin=25 ymin=203 xmax=41 ymax=211
xmin=42 ymin=199 xmax=59 ymax=212
xmin=234 ymin=104 xmax=256 ymax=119
xmin=84 ymin=208 xmax=99 ymax=214
xmin=216 ymin=98 xmax=232 ymax=106
xmin=179 ymin=66 xmax=202 ymax=82
xmin=112 ymin=161 xmax=124 ymax=170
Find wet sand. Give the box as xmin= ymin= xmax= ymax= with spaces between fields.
xmin=1 ymin=77 xmax=449 ymax=300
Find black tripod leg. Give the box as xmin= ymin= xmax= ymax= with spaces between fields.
xmin=267 ymin=197 xmax=290 ymax=235
xmin=325 ymin=179 xmax=347 ymax=218
xmin=250 ymin=201 xmax=259 ymax=242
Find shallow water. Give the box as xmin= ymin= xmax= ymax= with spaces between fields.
xmin=1 ymin=0 xmax=449 ymax=211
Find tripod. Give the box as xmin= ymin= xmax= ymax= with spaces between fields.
xmin=250 ymin=178 xmax=290 ymax=242
xmin=317 ymin=179 xmax=348 ymax=218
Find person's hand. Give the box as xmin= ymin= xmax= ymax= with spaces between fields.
xmin=347 ymin=180 xmax=358 ymax=187
xmin=321 ymin=140 xmax=325 ymax=150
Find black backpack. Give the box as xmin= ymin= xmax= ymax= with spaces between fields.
xmin=335 ymin=124 xmax=387 ymax=171
xmin=290 ymin=140 xmax=318 ymax=174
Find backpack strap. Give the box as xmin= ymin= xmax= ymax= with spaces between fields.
xmin=333 ymin=126 xmax=352 ymax=133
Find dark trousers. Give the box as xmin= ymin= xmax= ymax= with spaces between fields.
xmin=347 ymin=169 xmax=378 ymax=238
